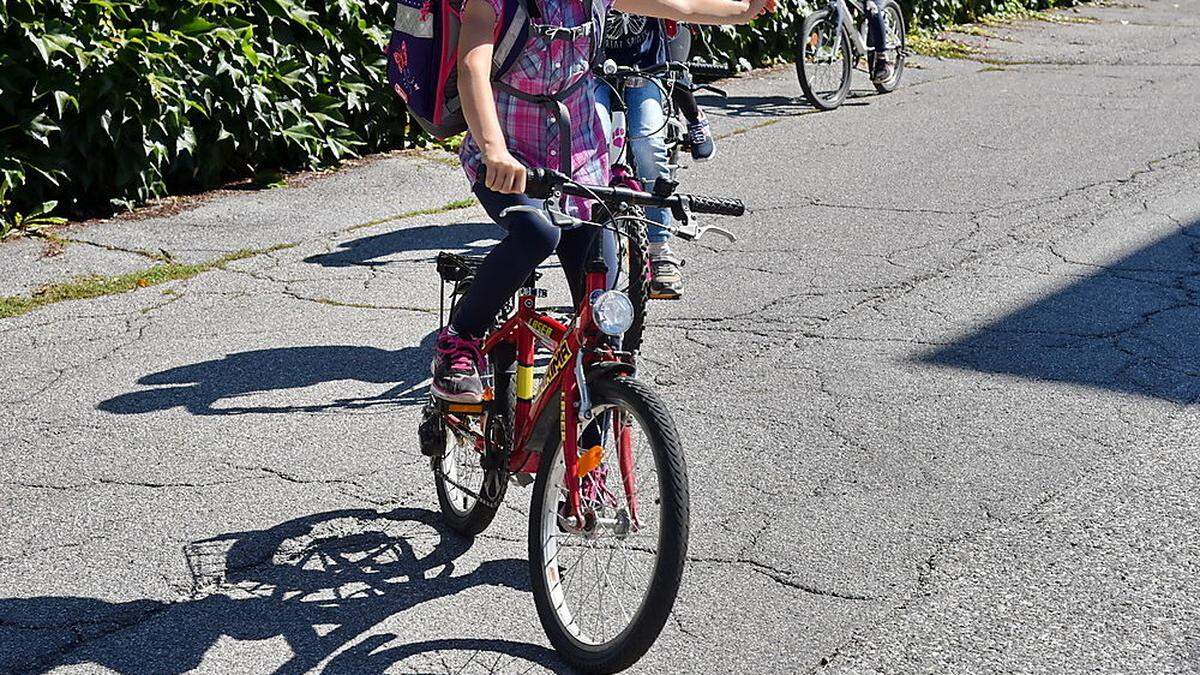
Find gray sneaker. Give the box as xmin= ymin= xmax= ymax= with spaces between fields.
xmin=872 ymin=55 xmax=895 ymax=84
xmin=648 ymin=249 xmax=683 ymax=300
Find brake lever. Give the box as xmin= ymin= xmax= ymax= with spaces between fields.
xmin=500 ymin=203 xmax=586 ymax=229
xmin=693 ymin=84 xmax=728 ymax=98
xmin=697 ymin=224 xmax=737 ymax=242
xmin=670 ymin=214 xmax=738 ymax=243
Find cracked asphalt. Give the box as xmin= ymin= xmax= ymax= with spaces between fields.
xmin=3 ymin=1 xmax=1200 ymax=672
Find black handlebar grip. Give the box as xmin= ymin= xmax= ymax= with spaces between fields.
xmin=686 ymin=61 xmax=735 ymax=79
xmin=685 ymin=194 xmax=745 ymax=217
xmin=474 ymin=166 xmax=559 ymax=200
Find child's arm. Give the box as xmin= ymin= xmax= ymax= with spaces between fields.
xmin=615 ymin=0 xmax=774 ymax=24
xmin=459 ymin=0 xmax=527 ymax=194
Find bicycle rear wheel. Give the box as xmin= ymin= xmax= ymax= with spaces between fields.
xmin=872 ymin=0 xmax=906 ymax=93
xmin=528 ymin=376 xmax=688 ymax=673
xmin=795 ymin=9 xmax=852 ymax=111
xmin=430 ymin=409 xmax=507 ymax=536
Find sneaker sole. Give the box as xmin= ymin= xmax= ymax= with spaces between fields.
xmin=649 ymin=289 xmax=683 ymax=300
xmin=430 ymin=383 xmax=484 ymax=404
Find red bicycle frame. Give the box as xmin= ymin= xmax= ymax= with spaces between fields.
xmin=479 ymin=263 xmax=632 ymax=522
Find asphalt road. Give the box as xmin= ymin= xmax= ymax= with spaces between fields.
xmin=3 ymin=1 xmax=1200 ymax=672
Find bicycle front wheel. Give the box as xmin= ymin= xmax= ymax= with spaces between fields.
xmin=528 ymin=376 xmax=689 ymax=673
xmin=796 ymin=9 xmax=852 ymax=110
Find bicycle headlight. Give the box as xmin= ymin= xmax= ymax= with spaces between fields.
xmin=591 ymin=290 xmax=635 ymax=336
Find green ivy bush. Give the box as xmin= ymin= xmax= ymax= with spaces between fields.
xmin=0 ymin=0 xmax=409 ymax=225
xmin=2 ymin=0 xmax=1074 ymax=227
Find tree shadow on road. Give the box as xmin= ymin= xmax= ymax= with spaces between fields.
xmin=97 ymin=331 xmax=438 ymax=416
xmin=305 ymin=221 xmax=501 ymax=269
xmin=918 ymin=220 xmax=1200 ymax=403
xmin=0 ymin=507 xmax=569 ymax=674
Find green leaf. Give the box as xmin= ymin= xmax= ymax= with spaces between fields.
xmin=51 ymin=91 xmax=79 ymax=117
xmin=26 ymin=30 xmax=80 ymax=64
xmin=175 ymin=15 xmax=218 ymax=36
xmin=25 ymin=114 xmax=60 ymax=147
xmin=28 ymin=200 xmax=58 ymax=218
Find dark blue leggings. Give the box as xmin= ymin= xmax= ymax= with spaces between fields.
xmin=451 ymin=184 xmax=618 ymax=338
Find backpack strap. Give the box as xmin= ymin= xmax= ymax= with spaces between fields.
xmin=493 ymin=0 xmax=534 ymax=78
xmin=492 ymin=0 xmax=605 ymax=176
xmin=494 ymin=75 xmax=590 ymax=175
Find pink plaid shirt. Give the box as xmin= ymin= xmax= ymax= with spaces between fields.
xmin=460 ymin=0 xmax=611 ymax=217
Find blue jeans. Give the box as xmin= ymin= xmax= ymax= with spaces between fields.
xmin=595 ymin=78 xmax=672 ymax=245
xmin=867 ymin=0 xmax=887 ymax=54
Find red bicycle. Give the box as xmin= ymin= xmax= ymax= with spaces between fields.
xmin=418 ymin=168 xmax=743 ymax=672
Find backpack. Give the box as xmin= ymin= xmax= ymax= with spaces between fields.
xmin=386 ymin=0 xmax=603 ymax=142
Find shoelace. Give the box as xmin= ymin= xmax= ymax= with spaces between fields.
xmin=438 ymin=333 xmax=483 ymax=373
xmin=688 ymin=122 xmax=709 ymax=146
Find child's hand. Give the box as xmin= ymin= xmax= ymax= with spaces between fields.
xmin=483 ymin=149 xmax=527 ymax=194
xmin=743 ymin=0 xmax=775 ymax=21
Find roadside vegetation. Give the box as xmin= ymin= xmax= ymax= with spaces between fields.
xmin=0 ymin=244 xmax=296 ymax=319
xmin=2 ymin=0 xmax=1081 ymax=232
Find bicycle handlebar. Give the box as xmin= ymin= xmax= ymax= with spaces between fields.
xmin=519 ymin=168 xmax=745 ymax=218
xmin=684 ymin=61 xmax=735 ymax=79
xmin=597 ymin=60 xmax=734 ymax=80
xmin=476 ymin=168 xmax=743 ymax=242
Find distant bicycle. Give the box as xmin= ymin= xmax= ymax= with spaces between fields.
xmin=595 ymin=58 xmax=733 ymax=352
xmin=795 ymin=0 xmax=907 ymax=110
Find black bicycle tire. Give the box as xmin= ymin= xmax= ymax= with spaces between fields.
xmin=795 ymin=9 xmax=852 ymax=111
xmin=527 ymin=376 xmax=689 ymax=673
xmin=622 ymin=219 xmax=650 ymax=353
xmin=432 ymin=443 xmax=505 ymax=536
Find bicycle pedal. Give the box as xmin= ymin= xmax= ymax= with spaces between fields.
xmin=442 ymin=401 xmax=487 ymax=416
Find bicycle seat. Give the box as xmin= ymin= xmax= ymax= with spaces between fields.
xmin=436 ymin=251 xmax=486 ymax=282
xmin=436 ymin=251 xmax=543 ymax=284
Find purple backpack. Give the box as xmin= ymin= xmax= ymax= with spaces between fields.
xmin=386 ymin=0 xmax=603 ymax=141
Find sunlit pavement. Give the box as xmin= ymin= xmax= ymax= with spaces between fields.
xmin=3 ymin=1 xmax=1200 ymax=671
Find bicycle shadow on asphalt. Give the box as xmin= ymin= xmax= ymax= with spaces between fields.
xmin=918 ymin=220 xmax=1200 ymax=404
xmin=696 ymin=91 xmax=873 ymax=118
xmin=305 ymin=221 xmax=501 ymax=269
xmin=0 ymin=507 xmax=570 ymax=674
xmin=96 ymin=330 xmax=439 ymax=416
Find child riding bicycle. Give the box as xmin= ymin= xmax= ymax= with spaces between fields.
xmin=431 ymin=0 xmax=774 ymax=403
xmin=594 ymin=15 xmax=711 ymax=300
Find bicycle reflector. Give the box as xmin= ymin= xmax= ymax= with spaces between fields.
xmin=591 ymin=290 xmax=635 ymax=336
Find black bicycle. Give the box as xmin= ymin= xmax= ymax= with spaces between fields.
xmin=795 ymin=0 xmax=907 ymax=110
xmin=594 ymin=59 xmax=733 ymax=352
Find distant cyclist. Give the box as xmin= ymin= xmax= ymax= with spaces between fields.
xmin=866 ymin=0 xmax=894 ymax=83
